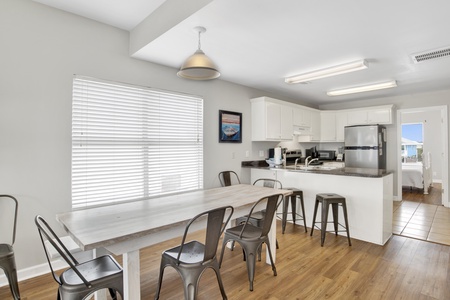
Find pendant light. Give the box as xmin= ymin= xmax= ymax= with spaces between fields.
xmin=177 ymin=26 xmax=220 ymax=80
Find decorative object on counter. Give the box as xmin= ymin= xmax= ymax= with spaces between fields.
xmin=177 ymin=26 xmax=220 ymax=80
xmin=265 ymin=158 xmax=284 ymax=167
xmin=310 ymin=193 xmax=351 ymax=247
xmin=219 ymin=110 xmax=242 ymax=143
xmin=274 ymin=147 xmax=282 ymax=164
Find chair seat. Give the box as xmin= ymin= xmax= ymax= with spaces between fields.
xmin=61 ymin=255 xmax=123 ymax=285
xmin=225 ymin=224 xmax=264 ymax=240
xmin=164 ymin=241 xmax=206 ymax=264
xmin=0 ymin=244 xmax=14 ymax=257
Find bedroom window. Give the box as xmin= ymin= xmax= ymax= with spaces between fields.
xmin=401 ymin=123 xmax=423 ymax=163
xmin=71 ymin=76 xmax=204 ymax=209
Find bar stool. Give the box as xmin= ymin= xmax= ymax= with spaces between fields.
xmin=279 ymin=188 xmax=307 ymax=233
xmin=310 ymin=193 xmax=351 ymax=247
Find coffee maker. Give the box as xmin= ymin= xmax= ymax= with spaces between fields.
xmin=305 ymin=146 xmax=318 ymax=159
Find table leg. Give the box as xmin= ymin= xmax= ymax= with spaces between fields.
xmin=123 ymin=250 xmax=141 ymax=300
xmin=267 ymin=214 xmax=277 ymax=264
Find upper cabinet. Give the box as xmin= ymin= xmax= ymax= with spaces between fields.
xmin=251 ymin=97 xmax=394 ymax=143
xmin=293 ymin=107 xmax=312 ymax=127
xmin=335 ymin=111 xmax=348 ymax=142
xmin=320 ymin=111 xmax=336 ymax=142
xmin=251 ymin=97 xmax=293 ymax=141
xmin=347 ymin=105 xmax=393 ymax=125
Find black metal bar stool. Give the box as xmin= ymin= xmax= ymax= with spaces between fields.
xmin=279 ymin=188 xmax=307 ymax=233
xmin=310 ymin=193 xmax=351 ymax=247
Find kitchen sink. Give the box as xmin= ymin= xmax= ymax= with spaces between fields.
xmin=285 ymin=165 xmax=338 ymax=171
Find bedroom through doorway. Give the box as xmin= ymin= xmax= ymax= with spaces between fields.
xmin=401 ymin=122 xmax=441 ymax=204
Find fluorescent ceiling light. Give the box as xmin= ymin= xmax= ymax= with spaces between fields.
xmin=327 ymin=81 xmax=397 ymax=96
xmin=285 ymin=60 xmax=368 ymax=84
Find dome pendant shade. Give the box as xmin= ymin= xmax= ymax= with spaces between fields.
xmin=177 ymin=49 xmax=220 ymax=80
xmin=177 ymin=26 xmax=220 ymax=80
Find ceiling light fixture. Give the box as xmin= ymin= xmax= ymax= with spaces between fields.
xmin=177 ymin=26 xmax=220 ymax=80
xmin=285 ymin=60 xmax=368 ymax=84
xmin=327 ymin=80 xmax=397 ymax=96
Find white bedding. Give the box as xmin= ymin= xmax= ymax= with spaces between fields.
xmin=402 ymin=164 xmax=424 ymax=188
xmin=402 ymin=161 xmax=432 ymax=194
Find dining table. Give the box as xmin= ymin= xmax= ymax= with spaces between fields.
xmin=56 ymin=184 xmax=292 ymax=300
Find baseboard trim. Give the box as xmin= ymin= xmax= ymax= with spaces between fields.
xmin=0 ymin=261 xmax=67 ymax=287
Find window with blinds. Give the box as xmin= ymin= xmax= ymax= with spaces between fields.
xmin=72 ymin=76 xmax=204 ymax=209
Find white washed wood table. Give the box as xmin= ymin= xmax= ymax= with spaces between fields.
xmin=56 ymin=184 xmax=291 ymax=300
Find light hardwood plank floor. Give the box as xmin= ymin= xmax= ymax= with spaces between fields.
xmin=2 ymin=220 xmax=450 ymax=299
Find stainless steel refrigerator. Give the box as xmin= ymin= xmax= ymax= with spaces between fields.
xmin=344 ymin=125 xmax=387 ymax=169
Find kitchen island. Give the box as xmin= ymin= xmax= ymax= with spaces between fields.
xmin=244 ymin=164 xmax=393 ymax=245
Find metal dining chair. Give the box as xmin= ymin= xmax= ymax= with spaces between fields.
xmin=0 ymin=195 xmax=20 ymax=300
xmin=154 ymin=205 xmax=234 ymax=300
xmin=219 ymin=194 xmax=283 ymax=291
xmin=233 ymin=179 xmax=282 ymax=259
xmin=35 ymin=215 xmax=123 ymax=300
xmin=218 ymin=171 xmax=241 ymax=187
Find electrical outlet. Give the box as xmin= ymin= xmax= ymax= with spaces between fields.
xmin=245 ymin=150 xmax=249 ymax=157
xmin=232 ymin=152 xmax=235 ymax=159
xmin=259 ymin=150 xmax=264 ymax=157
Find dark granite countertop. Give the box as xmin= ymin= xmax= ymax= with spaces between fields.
xmin=241 ymin=160 xmax=393 ymax=178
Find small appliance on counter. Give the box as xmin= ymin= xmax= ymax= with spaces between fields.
xmin=317 ymin=150 xmax=336 ymax=161
xmin=305 ymin=146 xmax=318 ymax=159
xmin=285 ymin=149 xmax=302 ymax=165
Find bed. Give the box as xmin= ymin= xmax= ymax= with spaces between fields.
xmin=402 ymin=153 xmax=433 ymax=194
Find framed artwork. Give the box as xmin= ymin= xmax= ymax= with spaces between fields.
xmin=219 ymin=110 xmax=242 ymax=143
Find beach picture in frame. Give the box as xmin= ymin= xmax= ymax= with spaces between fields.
xmin=219 ymin=110 xmax=242 ymax=143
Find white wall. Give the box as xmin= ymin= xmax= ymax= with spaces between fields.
xmin=0 ymin=0 xmax=305 ymax=281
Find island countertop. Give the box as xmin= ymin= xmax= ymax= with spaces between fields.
xmin=242 ymin=160 xmax=393 ymax=178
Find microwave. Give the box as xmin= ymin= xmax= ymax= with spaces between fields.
xmin=317 ymin=150 xmax=336 ymax=160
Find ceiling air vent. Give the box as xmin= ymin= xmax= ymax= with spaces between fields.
xmin=411 ymin=46 xmax=450 ymax=63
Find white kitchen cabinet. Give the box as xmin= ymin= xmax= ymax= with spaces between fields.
xmin=251 ymin=97 xmax=293 ymax=141
xmin=297 ymin=109 xmax=321 ymax=142
xmin=335 ymin=111 xmax=348 ymax=142
xmin=347 ymin=105 xmax=393 ymax=125
xmin=293 ymin=107 xmax=312 ymax=127
xmin=320 ymin=111 xmax=336 ymax=141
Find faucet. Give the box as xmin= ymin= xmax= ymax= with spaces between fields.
xmin=304 ymin=156 xmax=312 ymax=167
xmin=295 ymin=158 xmax=301 ymax=169
xmin=308 ymin=158 xmax=319 ymax=166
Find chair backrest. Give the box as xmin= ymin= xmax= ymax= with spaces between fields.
xmin=176 ymin=206 xmax=234 ymax=263
xmin=0 ymin=195 xmax=18 ymax=246
xmin=253 ymin=178 xmax=282 ymax=189
xmin=218 ymin=171 xmax=241 ymax=187
xmin=35 ymin=215 xmax=92 ymax=288
xmin=239 ymin=194 xmax=283 ymax=238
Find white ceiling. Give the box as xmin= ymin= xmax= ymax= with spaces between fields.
xmin=33 ymin=0 xmax=450 ymax=106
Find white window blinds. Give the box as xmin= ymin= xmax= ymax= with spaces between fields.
xmin=72 ymin=77 xmax=203 ymax=209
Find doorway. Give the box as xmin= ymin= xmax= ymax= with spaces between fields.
xmin=396 ymin=106 xmax=448 ymax=207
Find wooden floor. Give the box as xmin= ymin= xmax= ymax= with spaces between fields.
xmin=402 ymin=183 xmax=442 ymax=205
xmin=2 ymin=220 xmax=450 ymax=299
